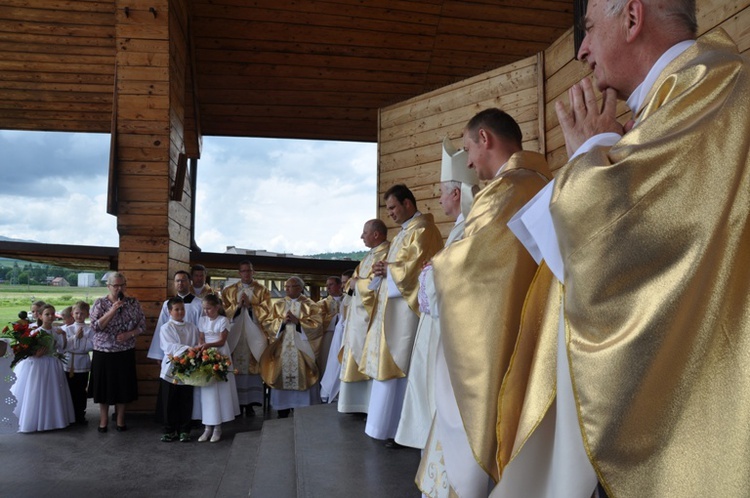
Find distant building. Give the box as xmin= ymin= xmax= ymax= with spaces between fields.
xmin=78 ymin=273 xmax=96 ymax=287
xmin=51 ymin=277 xmax=70 ymax=287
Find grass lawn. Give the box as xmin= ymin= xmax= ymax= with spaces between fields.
xmin=0 ymin=285 xmax=108 ymax=326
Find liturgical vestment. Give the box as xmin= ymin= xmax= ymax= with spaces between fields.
xmin=361 ymin=212 xmax=443 ymax=440
xmin=417 ymin=151 xmax=550 ymax=497
xmin=495 ymin=30 xmax=750 ymax=498
xmin=337 ymin=240 xmax=390 ymax=413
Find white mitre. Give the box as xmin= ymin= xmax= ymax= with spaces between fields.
xmin=441 ymin=136 xmax=478 ymax=218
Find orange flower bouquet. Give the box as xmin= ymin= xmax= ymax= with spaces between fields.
xmin=167 ymin=347 xmax=231 ymax=386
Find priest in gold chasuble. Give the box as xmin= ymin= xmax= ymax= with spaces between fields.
xmin=260 ymin=277 xmax=322 ymax=417
xmin=360 ymin=184 xmax=443 ymax=441
xmin=221 ymin=260 xmax=272 ymax=414
xmin=416 ymin=109 xmax=550 ymax=498
xmin=337 ymin=219 xmax=390 ymax=414
xmin=494 ymin=1 xmax=750 ymax=495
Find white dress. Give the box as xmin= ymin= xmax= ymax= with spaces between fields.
xmin=10 ymin=328 xmax=75 ymax=433
xmin=198 ymin=316 xmax=240 ymax=425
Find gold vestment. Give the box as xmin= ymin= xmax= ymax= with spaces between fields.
xmin=221 ymin=280 xmax=271 ymax=374
xmin=339 ymin=241 xmax=390 ymax=382
xmin=260 ymin=296 xmax=322 ymax=390
xmin=418 ymin=151 xmax=550 ymax=492
xmin=360 ymin=213 xmax=443 ymax=380
xmin=547 ymin=30 xmax=750 ymax=496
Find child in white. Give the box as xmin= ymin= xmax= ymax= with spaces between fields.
xmin=197 ymin=294 xmax=240 ymax=442
xmin=159 ymin=297 xmax=201 ymax=442
xmin=62 ymin=301 xmax=94 ymax=424
xmin=11 ymin=304 xmax=75 ymax=432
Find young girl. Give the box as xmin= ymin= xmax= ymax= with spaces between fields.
xmin=197 ymin=294 xmax=240 ymax=442
xmin=10 ymin=304 xmax=75 ymax=432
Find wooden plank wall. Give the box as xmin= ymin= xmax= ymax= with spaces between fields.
xmin=113 ymin=0 xmax=193 ymax=411
xmin=378 ymin=0 xmax=750 ymax=244
xmin=0 ymin=0 xmax=115 ymax=132
xmin=542 ymin=0 xmax=750 ymax=172
xmin=377 ymin=54 xmax=542 ymax=241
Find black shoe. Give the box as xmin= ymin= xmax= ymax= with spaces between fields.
xmin=98 ymin=425 xmax=108 ymax=433
xmin=278 ymin=409 xmax=291 ymax=419
xmin=116 ymin=425 xmax=128 ymax=432
xmin=245 ymin=405 xmax=255 ymax=417
xmin=384 ymin=439 xmax=406 ymax=449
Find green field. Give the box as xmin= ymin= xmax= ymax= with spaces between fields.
xmin=0 ymin=285 xmax=108 ymax=326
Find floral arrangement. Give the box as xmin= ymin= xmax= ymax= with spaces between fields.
xmin=167 ymin=347 xmax=232 ymax=386
xmin=0 ymin=322 xmax=66 ymax=369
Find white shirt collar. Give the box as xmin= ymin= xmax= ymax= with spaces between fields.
xmin=627 ymin=40 xmax=695 ymax=113
xmin=455 ymin=212 xmax=465 ymax=225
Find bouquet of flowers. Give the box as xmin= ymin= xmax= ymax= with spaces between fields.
xmin=167 ymin=347 xmax=232 ymax=386
xmin=0 ymin=322 xmax=66 ymax=369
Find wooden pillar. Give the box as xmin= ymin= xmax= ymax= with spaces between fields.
xmin=112 ymin=0 xmax=196 ymax=412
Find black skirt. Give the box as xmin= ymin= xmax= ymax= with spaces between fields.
xmin=89 ymin=349 xmax=138 ymax=404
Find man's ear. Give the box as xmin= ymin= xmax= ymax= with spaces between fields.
xmin=625 ymin=0 xmax=644 ymax=43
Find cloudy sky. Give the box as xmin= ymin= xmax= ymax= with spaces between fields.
xmin=0 ymin=130 xmax=377 ymax=255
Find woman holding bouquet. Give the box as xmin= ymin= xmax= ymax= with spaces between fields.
xmin=10 ymin=304 xmax=75 ymax=432
xmin=90 ymin=272 xmax=145 ymax=432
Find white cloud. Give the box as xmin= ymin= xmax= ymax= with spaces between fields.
xmin=1 ymin=131 xmax=377 ymax=255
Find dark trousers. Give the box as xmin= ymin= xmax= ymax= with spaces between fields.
xmin=160 ymin=379 xmax=194 ymax=434
xmin=66 ymin=372 xmax=89 ymax=422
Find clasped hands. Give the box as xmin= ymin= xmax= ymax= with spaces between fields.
xmin=373 ymin=260 xmax=388 ymax=277
xmin=555 ymin=78 xmax=632 ymax=158
xmin=284 ymin=311 xmax=300 ymax=325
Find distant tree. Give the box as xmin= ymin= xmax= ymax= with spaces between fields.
xmin=66 ymin=272 xmax=78 ymax=286
xmin=17 ymin=271 xmax=29 ymax=285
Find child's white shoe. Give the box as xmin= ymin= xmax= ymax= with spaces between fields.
xmin=198 ymin=426 xmax=213 ymax=442
xmin=210 ymin=427 xmax=222 ymax=443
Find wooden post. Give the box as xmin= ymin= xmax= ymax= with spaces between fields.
xmin=113 ymin=0 xmax=194 ymax=412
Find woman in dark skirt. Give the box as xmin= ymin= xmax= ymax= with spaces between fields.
xmin=89 ymin=272 xmax=145 ymax=432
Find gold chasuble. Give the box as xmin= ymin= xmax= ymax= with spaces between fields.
xmin=422 ymin=151 xmax=551 ymax=490
xmin=547 ymin=30 xmax=750 ymax=496
xmin=340 ymin=241 xmax=390 ymax=382
xmin=221 ymin=281 xmax=271 ymax=375
xmin=260 ymin=296 xmax=322 ymax=390
xmin=360 ymin=213 xmax=443 ymax=380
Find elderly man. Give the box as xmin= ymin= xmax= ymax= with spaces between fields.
xmin=360 ymin=184 xmax=443 ymax=444
xmin=260 ymin=276 xmax=322 ymax=418
xmin=395 ymin=137 xmax=479 ymax=450
xmin=221 ymin=260 xmax=271 ymax=417
xmin=498 ymin=1 xmax=750 ymax=497
xmin=337 ymin=219 xmax=390 ymax=414
xmin=414 ymin=110 xmax=550 ymax=497
xmin=189 ymin=264 xmax=216 ymax=299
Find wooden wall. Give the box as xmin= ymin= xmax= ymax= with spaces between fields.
xmin=378 ymin=0 xmax=750 ymax=243
xmin=0 ymin=0 xmax=115 ymax=132
xmin=113 ymin=0 xmax=194 ymax=411
xmin=377 ymin=54 xmax=543 ymax=241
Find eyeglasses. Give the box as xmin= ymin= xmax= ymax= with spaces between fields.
xmin=108 ymin=283 xmax=126 ymax=288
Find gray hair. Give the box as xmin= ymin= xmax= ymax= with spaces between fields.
xmin=106 ymin=271 xmax=127 ymax=286
xmin=288 ymin=276 xmax=305 ymax=288
xmin=442 ymin=180 xmax=461 ymax=192
xmin=606 ymin=0 xmax=697 ymax=36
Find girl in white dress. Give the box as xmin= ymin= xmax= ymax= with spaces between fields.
xmin=197 ymin=294 xmax=240 ymax=442
xmin=11 ymin=304 xmax=75 ymax=432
